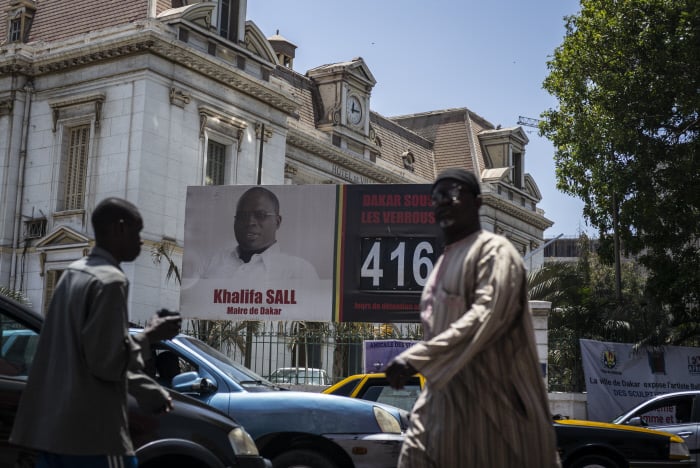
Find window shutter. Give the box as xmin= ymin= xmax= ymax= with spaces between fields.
xmin=64 ymin=126 xmax=90 ymax=210
xmin=206 ymin=140 xmax=226 ymax=185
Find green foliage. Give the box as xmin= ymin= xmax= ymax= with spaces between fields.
xmin=528 ymin=235 xmax=687 ymax=392
xmin=150 ymin=241 xmax=258 ymax=353
xmin=150 ymin=242 xmax=181 ymax=286
xmin=0 ymin=286 xmax=29 ymax=304
xmin=541 ymin=0 xmax=699 ymax=338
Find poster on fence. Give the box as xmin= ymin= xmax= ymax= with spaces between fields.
xmin=180 ymin=184 xmax=443 ymax=322
xmin=364 ymin=340 xmax=419 ymax=373
xmin=580 ymin=338 xmax=700 ymax=421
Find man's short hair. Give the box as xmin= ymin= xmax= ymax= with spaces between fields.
xmin=92 ymin=197 xmax=141 ymax=239
xmin=237 ymin=187 xmax=280 ymax=213
xmin=432 ymin=168 xmax=481 ymax=197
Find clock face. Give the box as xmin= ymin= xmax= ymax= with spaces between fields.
xmin=346 ymin=95 xmax=363 ymax=125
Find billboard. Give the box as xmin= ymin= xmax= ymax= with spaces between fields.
xmin=180 ymin=184 xmax=443 ymax=322
xmin=580 ymin=338 xmax=700 ymax=421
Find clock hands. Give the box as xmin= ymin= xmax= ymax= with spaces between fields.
xmin=348 ymin=98 xmax=362 ymax=124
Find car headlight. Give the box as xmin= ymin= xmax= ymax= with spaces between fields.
xmin=373 ymin=406 xmax=401 ymax=434
xmin=669 ymin=436 xmax=690 ymax=460
xmin=228 ymin=427 xmax=260 ymax=456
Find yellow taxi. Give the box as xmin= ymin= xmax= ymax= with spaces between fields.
xmin=322 ymin=373 xmax=424 ymax=412
xmin=323 ymin=373 xmax=692 ymax=467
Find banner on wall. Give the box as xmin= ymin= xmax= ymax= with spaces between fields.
xmin=180 ymin=184 xmax=443 ymax=322
xmin=580 ymin=338 xmax=700 ymax=421
xmin=363 ymin=339 xmax=419 ymax=373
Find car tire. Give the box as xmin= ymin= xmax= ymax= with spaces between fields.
xmin=272 ymin=449 xmax=339 ymax=468
xmin=568 ymin=454 xmax=620 ymax=468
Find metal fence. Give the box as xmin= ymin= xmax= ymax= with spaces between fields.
xmin=182 ymin=320 xmax=424 ymax=384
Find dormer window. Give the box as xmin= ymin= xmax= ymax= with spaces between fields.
xmin=8 ymin=17 xmax=21 ymax=41
xmin=216 ymin=0 xmax=244 ymax=43
xmin=6 ymin=1 xmax=36 ymax=44
xmin=402 ymin=150 xmax=415 ymax=172
xmin=512 ymin=151 xmax=523 ymax=189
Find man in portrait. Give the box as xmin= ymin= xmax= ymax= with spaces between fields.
xmin=200 ymin=186 xmax=319 ymax=281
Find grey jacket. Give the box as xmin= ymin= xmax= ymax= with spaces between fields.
xmin=10 ymin=247 xmax=168 ymax=455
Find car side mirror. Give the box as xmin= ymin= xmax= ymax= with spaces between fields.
xmin=627 ymin=416 xmax=646 ymax=427
xmin=172 ymin=371 xmax=217 ymax=395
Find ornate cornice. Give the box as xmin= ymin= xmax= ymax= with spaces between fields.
xmin=169 ymin=87 xmax=191 ymax=108
xmin=198 ymin=104 xmax=247 ymax=139
xmin=0 ymin=24 xmax=299 ymax=115
xmin=286 ymin=126 xmax=412 ymax=184
xmin=49 ymin=92 xmax=105 ymax=131
xmin=32 ymin=39 xmax=156 ymax=74
xmin=481 ymin=193 xmax=553 ymax=230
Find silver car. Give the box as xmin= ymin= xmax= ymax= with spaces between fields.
xmin=613 ymin=391 xmax=699 ymax=467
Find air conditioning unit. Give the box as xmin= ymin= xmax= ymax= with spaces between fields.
xmin=24 ymin=219 xmax=47 ymax=239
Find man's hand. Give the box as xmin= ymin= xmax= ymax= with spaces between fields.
xmin=144 ymin=309 xmax=182 ymax=343
xmin=128 ymin=370 xmax=175 ymax=415
xmin=384 ymin=356 xmax=417 ymax=390
xmin=154 ymin=395 xmax=174 ymax=414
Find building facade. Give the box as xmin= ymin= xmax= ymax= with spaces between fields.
xmin=0 ymin=0 xmax=552 ymax=322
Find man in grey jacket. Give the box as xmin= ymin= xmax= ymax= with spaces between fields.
xmin=10 ymin=197 xmax=181 ymax=468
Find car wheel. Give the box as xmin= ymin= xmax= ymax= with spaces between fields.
xmin=568 ymin=454 xmax=620 ymax=468
xmin=272 ymin=449 xmax=339 ymax=468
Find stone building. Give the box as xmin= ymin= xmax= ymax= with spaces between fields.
xmin=0 ymin=0 xmax=552 ymax=322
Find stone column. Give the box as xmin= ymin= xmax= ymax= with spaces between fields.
xmin=529 ymin=300 xmax=551 ymax=382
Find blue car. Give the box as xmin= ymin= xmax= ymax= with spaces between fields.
xmin=143 ymin=331 xmax=407 ymax=468
xmin=0 ymin=295 xmax=271 ymax=468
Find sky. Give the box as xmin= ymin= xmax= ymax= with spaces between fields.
xmin=246 ymin=0 xmax=591 ymax=238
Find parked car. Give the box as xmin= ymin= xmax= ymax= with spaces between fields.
xmin=0 ymin=294 xmax=270 ymax=468
xmin=322 ymin=372 xmax=424 ymax=412
xmin=144 ymin=334 xmax=408 ymax=468
xmin=0 ymin=329 xmax=37 ymax=376
xmin=556 ymin=418 xmax=691 ymax=467
xmin=325 ymin=373 xmax=692 ymax=468
xmin=266 ymin=367 xmax=331 ymax=386
xmin=612 ymin=391 xmax=699 ymax=468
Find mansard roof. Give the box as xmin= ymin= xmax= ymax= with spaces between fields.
xmin=0 ymin=0 xmax=149 ymax=43
xmin=390 ymin=108 xmax=490 ymax=177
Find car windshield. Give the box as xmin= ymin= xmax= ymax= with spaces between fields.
xmin=268 ymin=367 xmax=330 ymax=385
xmin=178 ymin=336 xmax=279 ymax=390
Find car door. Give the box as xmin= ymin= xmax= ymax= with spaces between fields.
xmin=0 ymin=302 xmax=39 ymax=468
xmin=354 ymin=375 xmax=422 ymax=412
xmin=621 ymin=394 xmax=699 ymax=466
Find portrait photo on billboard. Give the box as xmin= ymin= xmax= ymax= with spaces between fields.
xmin=180 ymin=185 xmax=337 ymax=321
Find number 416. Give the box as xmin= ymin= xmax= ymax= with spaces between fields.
xmin=360 ymin=240 xmax=434 ymax=288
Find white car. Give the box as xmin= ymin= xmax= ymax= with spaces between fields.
xmin=266 ymin=367 xmax=331 ymax=386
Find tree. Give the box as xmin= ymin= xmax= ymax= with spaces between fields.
xmin=0 ymin=286 xmax=29 ymax=304
xmin=150 ymin=241 xmax=260 ymax=355
xmin=529 ymin=236 xmax=661 ymax=391
xmin=540 ymin=0 xmax=699 ymax=342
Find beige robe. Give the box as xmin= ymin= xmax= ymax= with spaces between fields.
xmin=397 ymin=231 xmax=559 ymax=467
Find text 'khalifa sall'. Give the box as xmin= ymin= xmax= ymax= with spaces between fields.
xmin=213 ymin=289 xmax=297 ymax=304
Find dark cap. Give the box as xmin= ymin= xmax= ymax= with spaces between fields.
xmin=432 ymin=168 xmax=481 ymax=196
